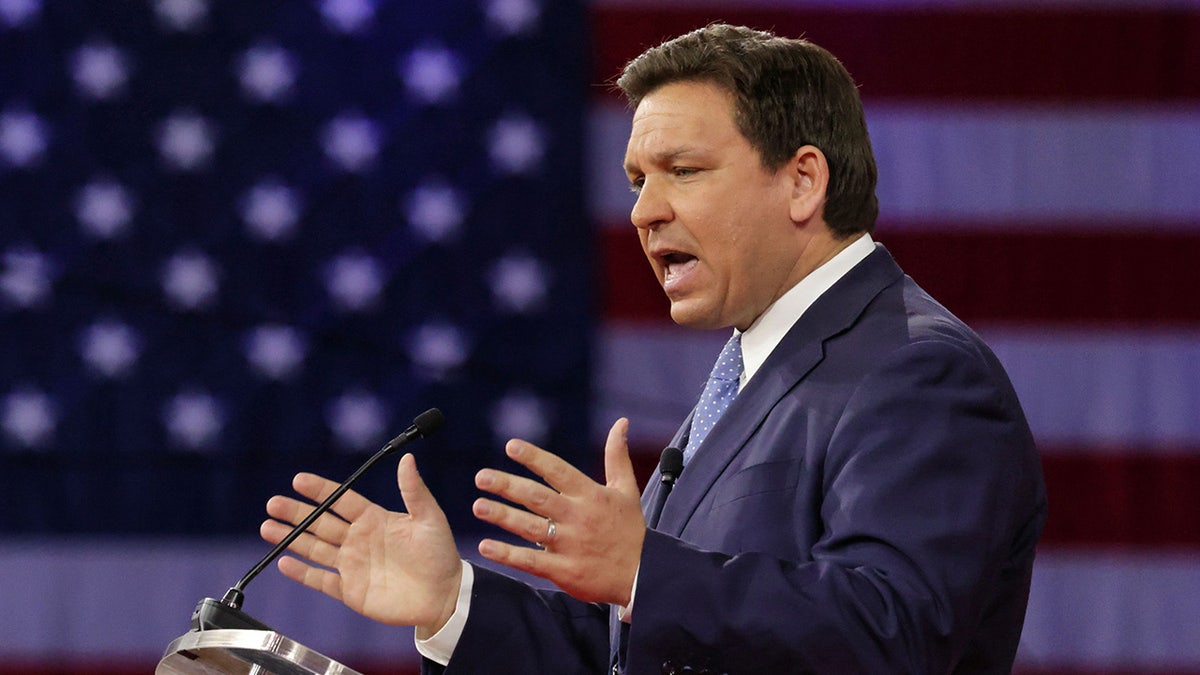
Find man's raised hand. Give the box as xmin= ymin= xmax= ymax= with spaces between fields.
xmin=260 ymin=453 xmax=463 ymax=635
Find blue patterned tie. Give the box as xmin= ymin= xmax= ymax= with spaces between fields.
xmin=683 ymin=333 xmax=743 ymax=464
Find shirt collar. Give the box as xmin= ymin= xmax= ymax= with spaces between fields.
xmin=737 ymin=233 xmax=875 ymax=385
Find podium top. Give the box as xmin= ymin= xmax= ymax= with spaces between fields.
xmin=157 ymin=628 xmax=364 ymax=675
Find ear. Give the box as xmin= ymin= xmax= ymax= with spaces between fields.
xmin=786 ymin=145 xmax=829 ymax=224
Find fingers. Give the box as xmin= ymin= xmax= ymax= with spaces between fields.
xmin=502 ymin=439 xmax=587 ymax=495
xmin=264 ymin=494 xmax=352 ymax=543
xmin=473 ymin=438 xmax=586 ymax=519
xmin=603 ymin=417 xmax=638 ymax=495
xmin=473 ymin=496 xmax=557 ymax=546
xmin=397 ymin=453 xmax=445 ymax=524
xmin=477 ymin=537 xmax=557 ymax=580
xmin=259 ymin=517 xmax=342 ymax=569
xmin=276 ymin=555 xmax=344 ymax=601
xmin=291 ymin=472 xmax=374 ymax=522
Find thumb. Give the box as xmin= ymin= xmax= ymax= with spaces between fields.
xmin=397 ymin=452 xmax=443 ymax=522
xmin=603 ymin=417 xmax=637 ymax=495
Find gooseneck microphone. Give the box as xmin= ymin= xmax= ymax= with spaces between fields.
xmin=646 ymin=446 xmax=683 ymax=529
xmin=191 ymin=407 xmax=445 ymax=631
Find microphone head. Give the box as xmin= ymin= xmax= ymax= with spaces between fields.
xmin=659 ymin=446 xmax=684 ymax=482
xmin=412 ymin=408 xmax=445 ymax=438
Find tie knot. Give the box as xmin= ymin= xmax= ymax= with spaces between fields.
xmin=710 ymin=332 xmax=743 ymax=383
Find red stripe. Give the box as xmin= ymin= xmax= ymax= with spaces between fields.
xmin=1039 ymin=450 xmax=1200 ymax=548
xmin=629 ymin=444 xmax=1200 ymax=548
xmin=599 ymin=226 xmax=671 ymax=322
xmin=881 ymin=226 xmax=1200 ymax=326
xmin=600 ymin=225 xmax=1200 ymax=326
xmin=591 ymin=7 xmax=1200 ymax=103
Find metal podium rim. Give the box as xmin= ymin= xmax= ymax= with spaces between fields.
xmin=158 ymin=628 xmax=364 ymax=675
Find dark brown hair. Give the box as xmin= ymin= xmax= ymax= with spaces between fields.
xmin=617 ymin=24 xmax=878 ymax=236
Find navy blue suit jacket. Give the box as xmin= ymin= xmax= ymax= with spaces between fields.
xmin=427 ymin=245 xmax=1047 ymax=674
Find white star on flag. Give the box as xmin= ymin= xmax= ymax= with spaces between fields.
xmin=157 ymin=110 xmax=217 ymax=171
xmin=319 ymin=0 xmax=374 ymax=35
xmin=161 ymin=250 xmax=220 ymax=311
xmin=240 ymin=178 xmax=302 ymax=242
xmin=490 ymin=389 xmax=550 ymax=445
xmin=0 ymin=245 xmax=54 ymax=309
xmin=326 ymin=389 xmax=387 ymax=450
xmin=0 ymin=0 xmax=40 ymax=29
xmin=1 ymin=387 xmax=56 ymax=449
xmin=76 ymin=177 xmax=136 ymax=240
xmin=0 ymin=107 xmax=48 ymax=168
xmin=325 ymin=251 xmax=384 ymax=312
xmin=322 ymin=113 xmax=381 ymax=173
xmin=401 ymin=45 xmax=462 ymax=105
xmin=485 ymin=0 xmax=541 ymax=36
xmin=245 ymin=324 xmax=308 ymax=380
xmin=488 ymin=113 xmax=544 ymax=174
xmin=406 ymin=179 xmax=466 ymax=243
xmin=163 ymin=389 xmax=224 ymax=451
xmin=409 ymin=322 xmax=470 ymax=381
xmin=71 ymin=42 xmax=131 ymax=101
xmin=489 ymin=252 xmax=549 ymax=313
xmin=238 ymin=42 xmax=299 ymax=104
xmin=154 ymin=0 xmax=208 ymax=33
xmin=79 ymin=319 xmax=142 ymax=379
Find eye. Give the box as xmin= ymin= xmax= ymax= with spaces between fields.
xmin=628 ymin=176 xmax=644 ymax=194
xmin=673 ymin=167 xmax=698 ymax=178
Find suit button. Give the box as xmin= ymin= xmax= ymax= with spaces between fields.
xmin=661 ymin=661 xmax=678 ymax=675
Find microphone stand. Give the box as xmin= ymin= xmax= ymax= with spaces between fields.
xmin=191 ymin=408 xmax=444 ymax=631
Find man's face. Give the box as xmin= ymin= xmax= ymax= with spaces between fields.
xmin=623 ymin=80 xmax=807 ymax=331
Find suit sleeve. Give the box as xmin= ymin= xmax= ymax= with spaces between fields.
xmin=626 ymin=338 xmax=1045 ymax=674
xmin=421 ymin=564 xmax=611 ymax=675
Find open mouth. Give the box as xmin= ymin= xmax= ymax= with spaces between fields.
xmin=661 ymin=252 xmax=698 ymax=285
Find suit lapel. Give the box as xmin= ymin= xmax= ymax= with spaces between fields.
xmin=654 ymin=244 xmax=904 ymax=536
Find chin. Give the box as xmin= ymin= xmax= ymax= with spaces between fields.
xmin=668 ymin=303 xmax=725 ymax=331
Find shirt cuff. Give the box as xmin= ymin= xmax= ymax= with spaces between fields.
xmin=414 ymin=560 xmax=474 ymax=666
xmin=617 ymin=563 xmax=639 ymax=623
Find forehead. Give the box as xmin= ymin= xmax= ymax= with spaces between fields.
xmin=624 ymin=81 xmax=745 ymax=164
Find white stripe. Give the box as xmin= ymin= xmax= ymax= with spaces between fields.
xmin=5 ymin=539 xmax=1198 ymax=669
xmin=0 ymin=537 xmax=420 ymax=661
xmin=588 ymin=101 xmax=1200 ymax=227
xmin=588 ymin=103 xmax=636 ymax=226
xmin=982 ymin=326 xmax=1200 ymax=450
xmin=1018 ymin=548 xmax=1200 ymax=670
xmin=594 ymin=322 xmax=728 ymax=443
xmin=597 ymin=324 xmax=1200 ymax=449
xmin=0 ymin=538 xmax=552 ymax=663
xmin=869 ymin=104 xmax=1200 ymax=227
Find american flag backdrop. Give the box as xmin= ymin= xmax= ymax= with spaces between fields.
xmin=2 ymin=1 xmax=1199 ymax=673
xmin=1 ymin=0 xmax=592 ymax=671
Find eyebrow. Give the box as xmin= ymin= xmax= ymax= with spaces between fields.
xmin=623 ymin=146 xmax=706 ymax=176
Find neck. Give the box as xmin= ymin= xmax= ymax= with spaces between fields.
xmin=786 ymin=231 xmax=864 ymax=294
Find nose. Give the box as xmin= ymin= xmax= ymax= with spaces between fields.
xmin=630 ymin=177 xmax=672 ymax=230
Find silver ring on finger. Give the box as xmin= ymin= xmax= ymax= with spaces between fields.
xmin=537 ymin=518 xmax=556 ymax=549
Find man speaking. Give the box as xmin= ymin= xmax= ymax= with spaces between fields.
xmin=262 ymin=24 xmax=1047 ymax=674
